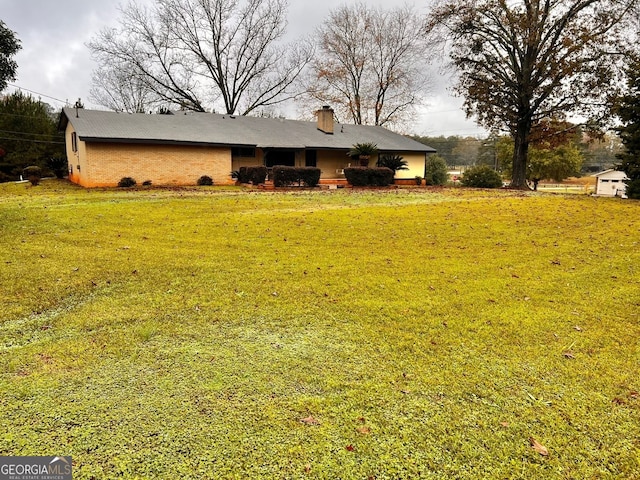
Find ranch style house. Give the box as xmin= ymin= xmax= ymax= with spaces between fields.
xmin=59 ymin=106 xmax=436 ymax=188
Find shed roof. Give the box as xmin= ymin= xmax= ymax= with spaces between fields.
xmin=60 ymin=108 xmax=436 ymax=153
xmin=592 ymin=169 xmax=629 ymax=180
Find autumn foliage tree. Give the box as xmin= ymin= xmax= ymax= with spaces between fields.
xmin=304 ymin=3 xmax=430 ymax=130
xmin=428 ymin=0 xmax=637 ymax=188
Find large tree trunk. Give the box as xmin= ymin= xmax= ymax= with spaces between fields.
xmin=511 ymin=118 xmax=532 ymax=189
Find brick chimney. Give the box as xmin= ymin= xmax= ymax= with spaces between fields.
xmin=316 ymin=106 xmax=334 ymax=134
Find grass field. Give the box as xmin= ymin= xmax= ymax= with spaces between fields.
xmin=0 ymin=180 xmax=638 ymax=479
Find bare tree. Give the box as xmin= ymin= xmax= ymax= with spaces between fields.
xmin=428 ymin=0 xmax=638 ymax=188
xmin=302 ymin=3 xmax=430 ymax=130
xmin=88 ymin=0 xmax=312 ymax=115
xmin=90 ymin=64 xmax=161 ymax=114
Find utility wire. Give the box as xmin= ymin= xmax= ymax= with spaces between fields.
xmin=0 ymin=128 xmax=61 ymax=138
xmin=0 ymin=135 xmax=64 ymax=145
xmin=6 ymin=83 xmax=68 ymax=105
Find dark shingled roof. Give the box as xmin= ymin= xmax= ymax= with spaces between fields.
xmin=60 ymin=108 xmax=436 ymax=153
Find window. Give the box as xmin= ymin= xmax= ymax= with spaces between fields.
xmin=71 ymin=132 xmax=78 ymax=152
xmin=232 ymin=147 xmax=256 ymax=158
xmin=265 ymin=150 xmax=295 ymax=167
xmin=305 ymin=150 xmax=317 ymax=167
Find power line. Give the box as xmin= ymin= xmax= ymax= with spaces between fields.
xmin=6 ymin=83 xmax=68 ymax=105
xmin=0 ymin=135 xmax=64 ymax=145
xmin=0 ymin=111 xmax=61 ymax=121
xmin=0 ymin=128 xmax=61 ymax=139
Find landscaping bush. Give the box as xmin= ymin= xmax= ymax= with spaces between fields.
xmin=237 ymin=166 xmax=268 ymax=185
xmin=344 ymin=167 xmax=395 ymax=186
xmin=118 ymin=177 xmax=137 ymax=188
xmin=377 ymin=154 xmax=408 ymax=173
xmin=197 ymin=175 xmax=213 ymax=186
xmin=249 ymin=166 xmax=268 ymax=185
xmin=461 ymin=165 xmax=503 ymax=188
xmin=46 ymin=156 xmax=68 ymax=179
xmin=236 ymin=168 xmax=250 ymax=184
xmin=424 ymin=155 xmax=449 ymax=186
xmin=272 ymin=166 xmax=321 ymax=187
xmin=299 ymin=167 xmax=321 ymax=187
xmin=23 ymin=166 xmax=42 ymax=186
xmin=344 ymin=167 xmax=370 ymax=186
xmin=272 ymin=166 xmax=298 ymax=187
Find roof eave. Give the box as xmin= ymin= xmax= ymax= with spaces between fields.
xmin=79 ymin=137 xmax=257 ymax=149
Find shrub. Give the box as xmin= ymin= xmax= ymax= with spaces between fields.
xmin=424 ymin=155 xmax=449 ymax=186
xmin=378 ymin=154 xmax=408 ymax=173
xmin=142 ymin=180 xmax=153 ymax=186
xmin=46 ymin=157 xmax=68 ymax=179
xmin=250 ymin=166 xmax=268 ymax=185
xmin=197 ymin=175 xmax=213 ymax=186
xmin=236 ymin=167 xmax=250 ymax=184
xmin=344 ymin=167 xmax=395 ymax=187
xmin=344 ymin=167 xmax=370 ymax=186
xmin=238 ymin=166 xmax=268 ymax=185
xmin=370 ymin=167 xmax=395 ymax=186
xmin=272 ymin=166 xmax=321 ymax=187
xmin=118 ymin=177 xmax=137 ymax=188
xmin=23 ymin=166 xmax=42 ymax=186
xmin=415 ymin=176 xmax=423 ymax=185
xmin=299 ymin=167 xmax=321 ymax=187
xmin=461 ymin=165 xmax=503 ymax=188
xmin=272 ymin=166 xmax=298 ymax=187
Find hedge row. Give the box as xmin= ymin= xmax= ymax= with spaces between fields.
xmin=272 ymin=166 xmax=321 ymax=187
xmin=237 ymin=166 xmax=268 ymax=185
xmin=344 ymin=167 xmax=395 ymax=186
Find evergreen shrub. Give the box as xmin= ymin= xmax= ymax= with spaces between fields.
xmin=197 ymin=175 xmax=213 ymax=186
xmin=344 ymin=167 xmax=394 ymax=186
xmin=118 ymin=177 xmax=137 ymax=188
xmin=461 ymin=165 xmax=503 ymax=188
xmin=272 ymin=166 xmax=321 ymax=187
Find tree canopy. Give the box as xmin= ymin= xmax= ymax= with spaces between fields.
xmin=614 ymin=59 xmax=640 ymax=198
xmin=428 ymin=0 xmax=637 ymax=188
xmin=0 ymin=92 xmax=65 ymax=181
xmin=0 ymin=20 xmax=21 ymax=92
xmin=497 ymin=120 xmax=585 ymax=185
xmin=88 ymin=0 xmax=312 ymax=115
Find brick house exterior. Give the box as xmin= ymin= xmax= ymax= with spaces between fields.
xmin=59 ymin=106 xmax=436 ymax=187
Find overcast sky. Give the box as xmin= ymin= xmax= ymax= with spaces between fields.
xmin=0 ymin=0 xmax=485 ymax=137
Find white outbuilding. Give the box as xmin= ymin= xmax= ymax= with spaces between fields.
xmin=593 ymin=169 xmax=629 ymax=197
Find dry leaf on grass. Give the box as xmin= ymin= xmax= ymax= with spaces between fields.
xmin=356 ymin=426 xmax=371 ymax=435
xmin=529 ymin=437 xmax=549 ymax=456
xmin=300 ymin=415 xmax=319 ymax=425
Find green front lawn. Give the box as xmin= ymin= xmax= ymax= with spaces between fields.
xmin=1 ymin=180 xmax=638 ymax=479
